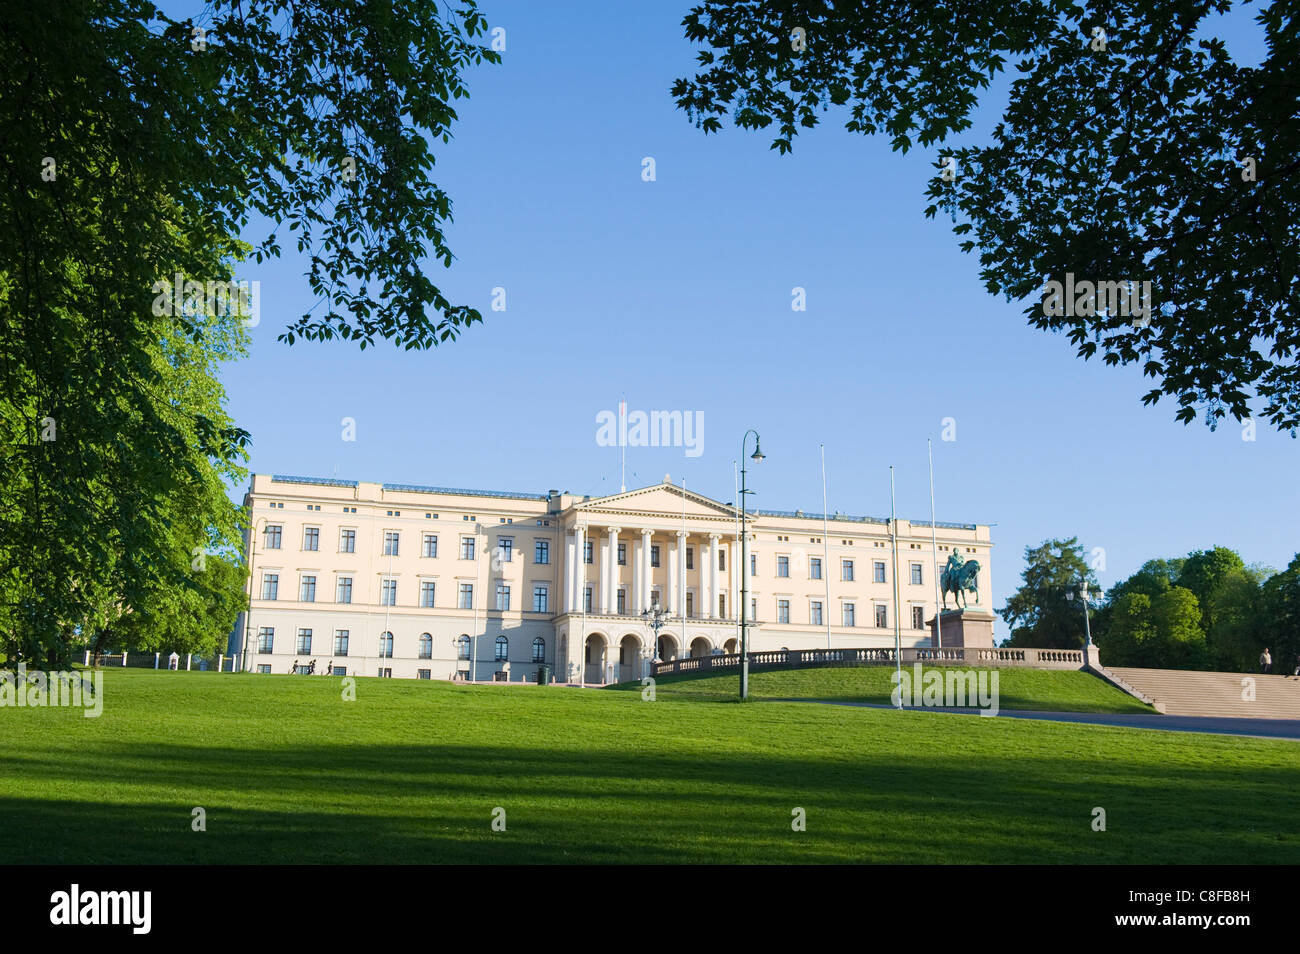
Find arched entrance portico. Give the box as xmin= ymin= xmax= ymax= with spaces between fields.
xmin=584 ymin=632 xmax=608 ymax=685
xmin=656 ymin=633 xmax=679 ymax=663
xmin=619 ymin=634 xmax=642 ymax=682
xmin=690 ymin=637 xmax=712 ymax=658
xmin=723 ymin=637 xmax=737 ymax=654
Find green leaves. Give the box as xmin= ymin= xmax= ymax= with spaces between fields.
xmin=674 ymin=0 xmax=1300 ymax=431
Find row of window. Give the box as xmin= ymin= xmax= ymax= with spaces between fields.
xmin=771 ymin=600 xmax=927 ymax=630
xmin=256 ymin=628 xmax=547 ymax=663
xmin=263 ymin=526 xmax=553 ymax=564
xmin=259 ymin=575 xmax=551 ymax=612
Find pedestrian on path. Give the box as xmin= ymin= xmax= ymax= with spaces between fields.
xmin=1260 ymin=648 xmax=1272 ymax=674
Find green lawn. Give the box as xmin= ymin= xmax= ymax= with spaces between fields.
xmin=617 ymin=665 xmax=1156 ymax=713
xmin=2 ymin=669 xmax=1296 ymax=864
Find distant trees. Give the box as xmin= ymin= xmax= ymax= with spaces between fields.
xmin=999 ymin=538 xmax=1099 ymax=649
xmin=1032 ymin=544 xmax=1292 ymax=672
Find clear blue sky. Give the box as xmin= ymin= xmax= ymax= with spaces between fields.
xmin=214 ymin=1 xmax=1296 ymax=638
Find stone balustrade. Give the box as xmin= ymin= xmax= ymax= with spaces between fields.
xmin=651 ymin=645 xmax=1086 ymax=677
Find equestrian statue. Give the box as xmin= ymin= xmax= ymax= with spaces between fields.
xmin=940 ymin=548 xmax=981 ymax=610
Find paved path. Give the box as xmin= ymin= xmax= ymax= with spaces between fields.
xmin=771 ymin=700 xmax=1300 ymax=740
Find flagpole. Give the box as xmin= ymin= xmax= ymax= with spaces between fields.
xmin=734 ymin=460 xmax=740 ymax=653
xmin=619 ymin=395 xmax=627 ymax=493
xmin=928 ymin=439 xmax=943 ymax=650
xmin=890 ymin=466 xmax=902 ymax=704
xmin=820 ymin=444 xmax=832 ymax=650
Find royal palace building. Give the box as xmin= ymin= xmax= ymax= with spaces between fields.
xmin=232 ymin=474 xmax=993 ymax=683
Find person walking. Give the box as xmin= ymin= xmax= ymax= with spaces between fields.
xmin=1259 ymin=648 xmax=1272 ymax=674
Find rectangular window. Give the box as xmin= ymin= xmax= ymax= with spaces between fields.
xmin=842 ymin=559 xmax=855 ymax=582
xmin=263 ymin=525 xmax=282 ymax=550
xmin=912 ymin=605 xmax=925 ymax=630
xmin=383 ymin=531 xmax=400 ymax=556
xmin=535 ymin=539 xmax=550 ymax=564
xmin=257 ymin=627 xmax=274 ymax=654
xmin=296 ymin=628 xmax=312 ymax=654
xmin=299 ymin=575 xmax=316 ymax=602
xmin=336 ymin=576 xmax=352 ymax=604
xmin=417 ymin=669 xmax=431 ymax=680
xmin=339 ymin=528 xmax=356 ymax=553
xmin=750 ymin=553 xmax=757 ymax=576
xmin=533 ymin=585 xmax=549 ymax=614
xmin=686 ymin=592 xmax=695 ymax=618
xmin=381 ymin=578 xmax=396 ymax=606
xmin=777 ymin=599 xmax=790 ymax=624
xmin=843 ymin=603 xmax=856 ymax=627
xmin=584 ymin=541 xmax=593 ymax=564
xmin=422 ymin=534 xmax=438 ymax=558
xmin=496 ymin=584 xmax=511 ymax=611
xmin=331 ymin=666 xmax=346 ymax=676
xmin=777 ymin=556 xmax=790 ymax=578
xmin=257 ymin=664 xmax=271 ymax=674
xmin=651 ymin=545 xmax=660 ymax=567
xmin=911 ymin=563 xmax=923 ymax=585
xmin=810 ymin=557 xmax=822 ymax=580
xmin=495 ymin=639 xmax=508 ymax=662
xmin=686 ymin=547 xmax=694 ymax=570
xmin=420 ymin=581 xmax=436 ymax=608
xmin=718 ymin=549 xmax=726 ymax=571
xmin=751 ymin=597 xmax=757 ymax=620
xmin=460 ymin=536 xmax=476 ymax=561
xmin=498 ymin=538 xmax=513 ymax=563
xmin=811 ymin=601 xmax=823 ymax=626
xmin=718 ymin=594 xmax=726 ymax=618
xmin=583 ymin=587 xmax=593 ymax=613
xmin=334 ymin=630 xmax=349 ymax=656
xmin=875 ymin=604 xmax=888 ymax=628
xmin=617 ymin=589 xmax=627 ymax=615
xmin=873 ymin=561 xmax=886 ymax=584
xmin=617 ymin=543 xmax=626 ymax=566
xmin=458 ymin=583 xmax=474 ymax=609
xmin=302 ymin=527 xmax=319 ymax=551
xmin=260 ymin=573 xmax=278 ymax=601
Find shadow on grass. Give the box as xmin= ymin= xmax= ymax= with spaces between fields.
xmin=2 ymin=737 xmax=1297 ymax=864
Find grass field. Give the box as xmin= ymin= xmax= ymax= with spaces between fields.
xmin=3 ymin=668 xmax=1297 ymax=864
xmin=616 ymin=665 xmax=1156 ymax=713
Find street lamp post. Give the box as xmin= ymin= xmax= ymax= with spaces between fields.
xmin=739 ymin=430 xmax=764 ymax=700
xmin=641 ymin=598 xmax=671 ymax=680
xmin=1066 ymin=582 xmax=1101 ymax=649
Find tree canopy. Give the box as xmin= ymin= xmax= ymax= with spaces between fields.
xmin=673 ymin=0 xmax=1300 ymax=432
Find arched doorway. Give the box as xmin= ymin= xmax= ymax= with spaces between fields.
xmin=690 ymin=637 xmax=712 ymax=658
xmin=723 ymin=638 xmax=737 ymax=654
xmin=656 ymin=633 xmax=679 ymax=662
xmin=619 ymin=634 xmax=642 ymax=683
xmin=584 ymin=633 xmax=608 ymax=685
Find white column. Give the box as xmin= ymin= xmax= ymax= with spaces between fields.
xmin=667 ymin=540 xmax=680 ymax=614
xmin=564 ymin=530 xmax=577 ymax=613
xmin=731 ymin=539 xmax=740 ymax=619
xmin=706 ymin=534 xmax=721 ymax=619
xmin=641 ymin=529 xmax=653 ymax=610
xmin=607 ymin=527 xmax=620 ymax=614
xmin=677 ymin=531 xmax=688 ymax=617
xmin=599 ymin=536 xmax=609 ymax=613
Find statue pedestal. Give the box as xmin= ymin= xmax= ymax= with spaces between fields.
xmin=927 ymin=609 xmax=996 ymax=649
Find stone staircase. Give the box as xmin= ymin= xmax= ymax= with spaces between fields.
xmin=1104 ymin=667 xmax=1300 ymax=719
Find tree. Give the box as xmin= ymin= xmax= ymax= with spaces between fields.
xmin=2 ymin=1 xmax=497 ymax=664
xmin=999 ymin=538 xmax=1098 ymax=648
xmin=1260 ymin=554 xmax=1300 ymax=673
xmin=673 ymin=0 xmax=1300 ymax=432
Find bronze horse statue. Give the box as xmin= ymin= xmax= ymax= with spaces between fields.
xmin=940 ymin=559 xmax=981 ymax=609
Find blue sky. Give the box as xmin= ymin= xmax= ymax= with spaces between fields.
xmin=215 ymin=1 xmax=1295 ymax=637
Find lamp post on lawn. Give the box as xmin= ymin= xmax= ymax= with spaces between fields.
xmin=1065 ymin=582 xmax=1102 ymax=649
xmin=641 ymin=598 xmax=671 ymax=680
xmin=739 ymin=430 xmax=765 ymax=700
